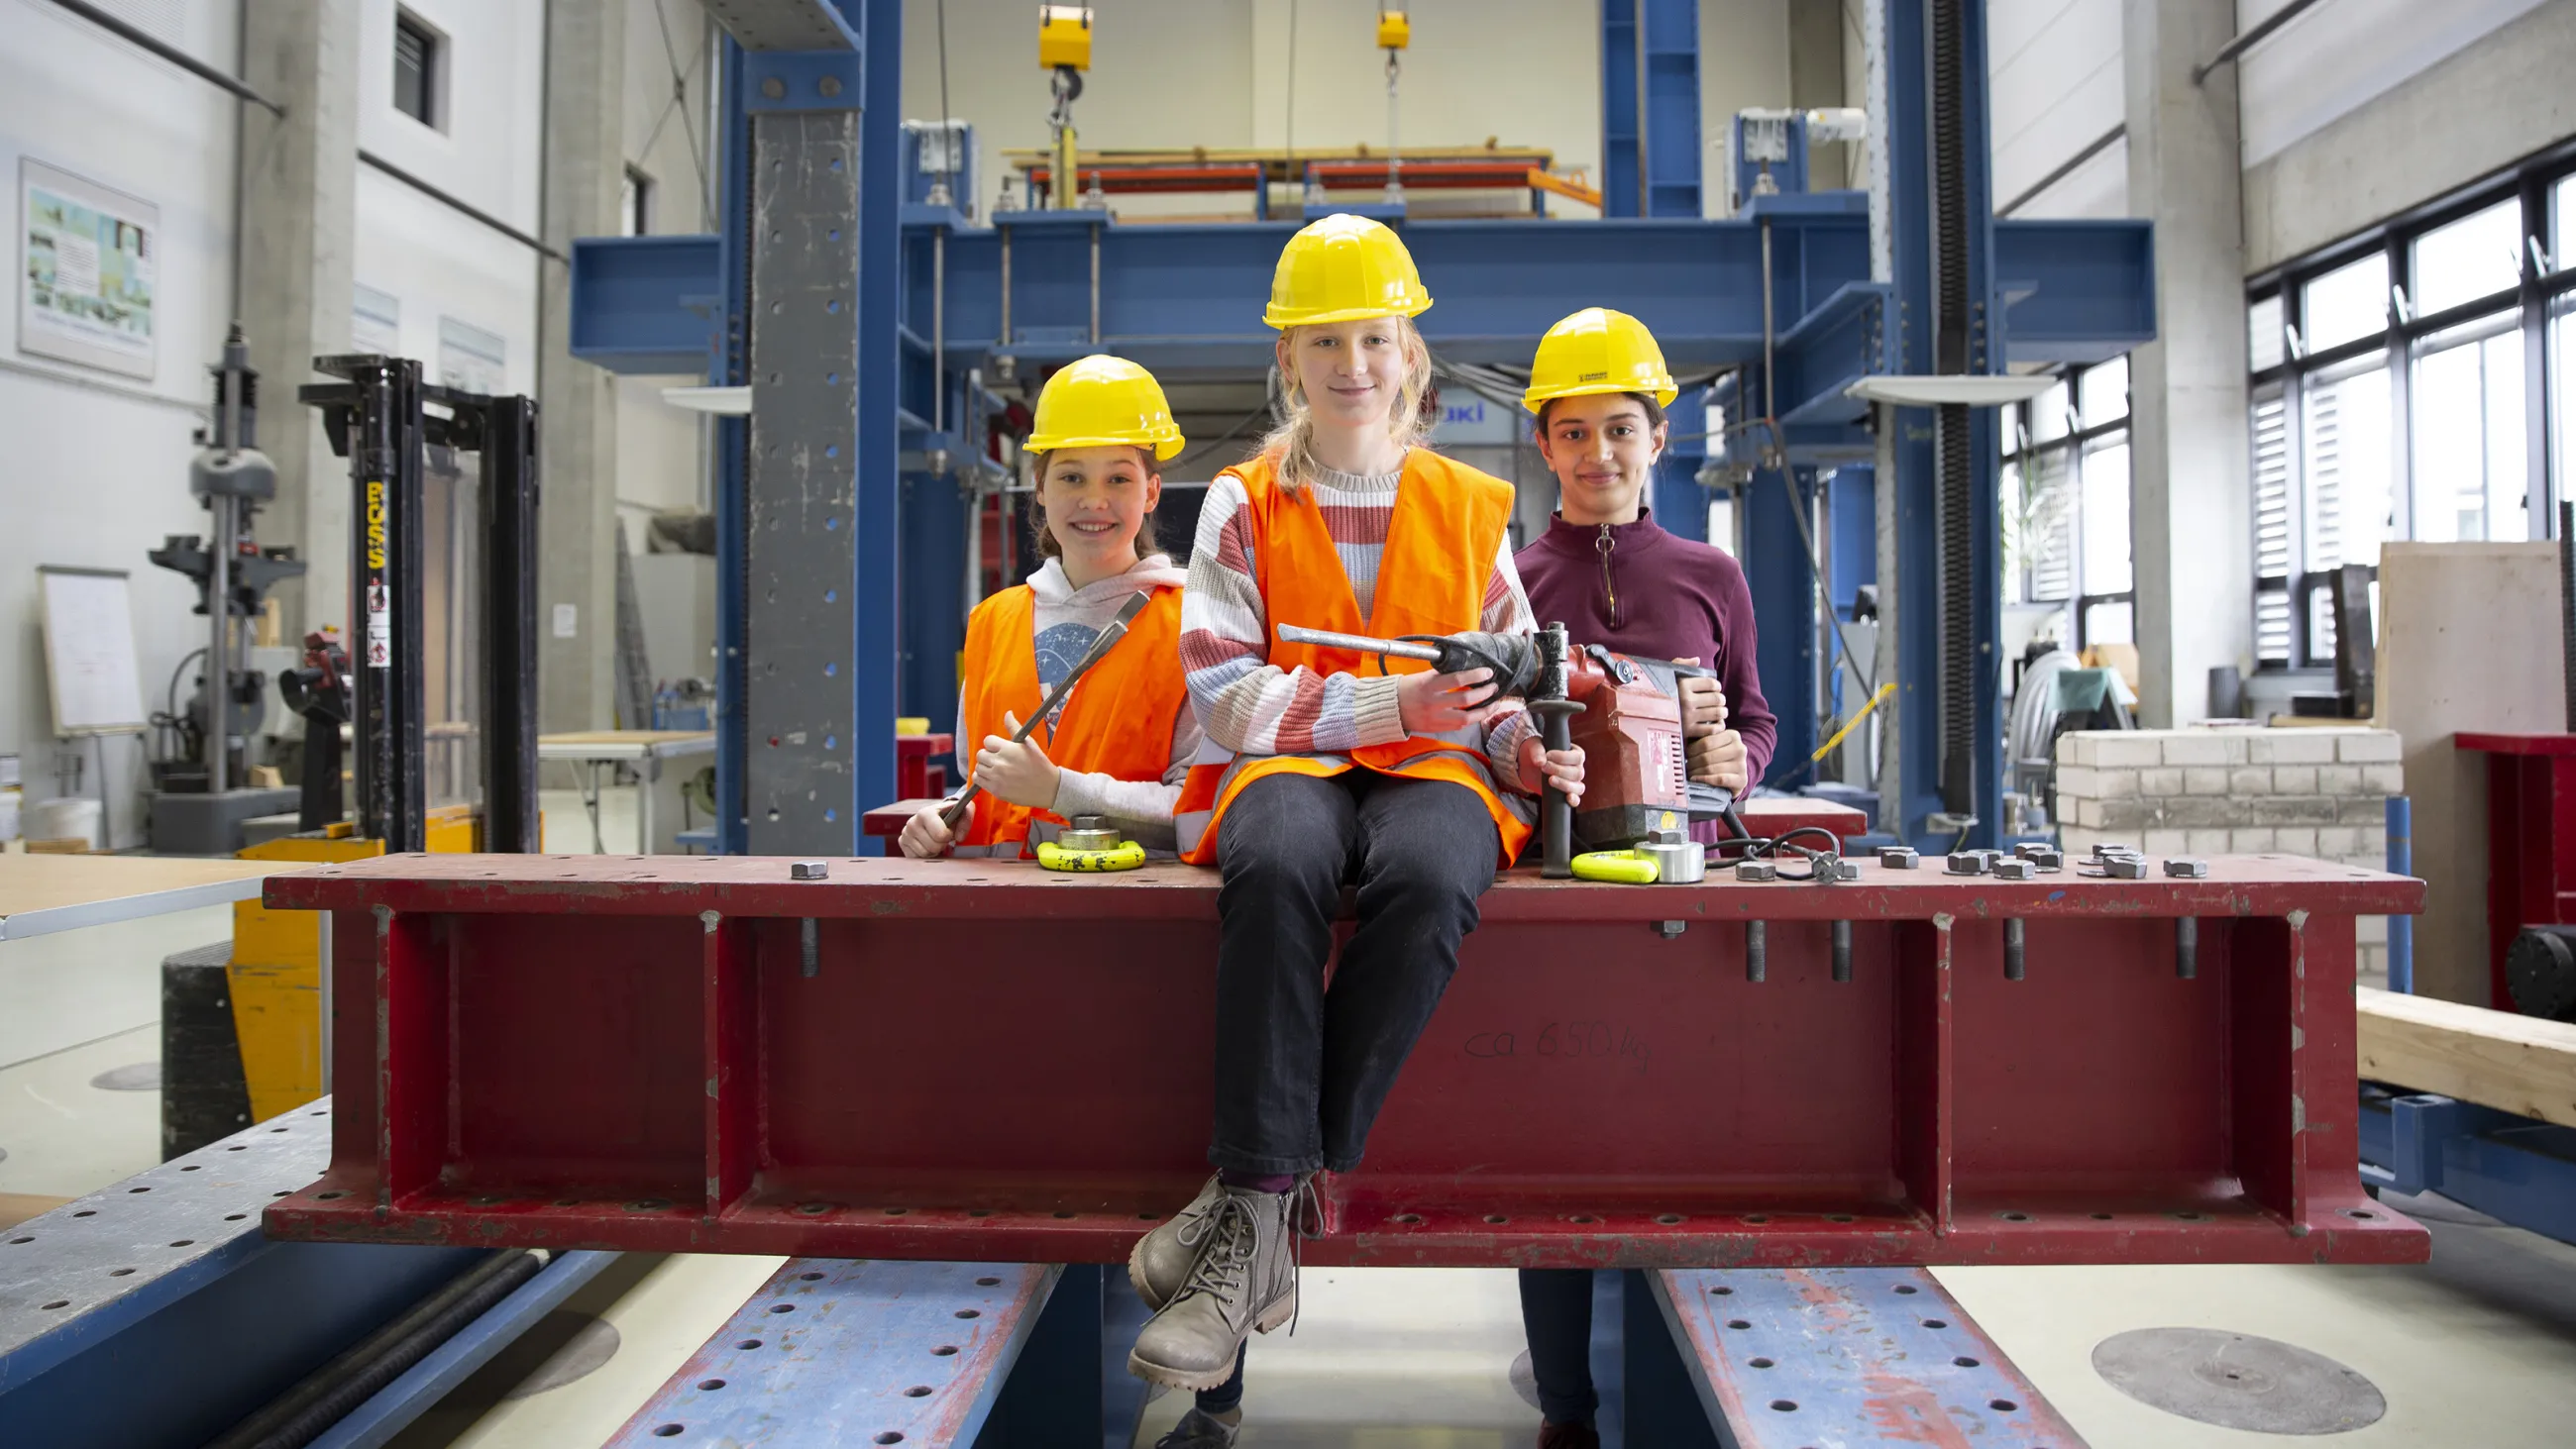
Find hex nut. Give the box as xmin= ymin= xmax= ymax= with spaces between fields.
xmin=1877 ymin=846 xmax=1920 ymax=869
xmin=1990 ymin=859 xmax=2034 ymax=880
xmin=2103 ymin=857 xmax=2149 ymax=880
xmin=790 ymin=860 xmax=830 ymax=880
xmin=1946 ymin=852 xmax=1987 ymax=876
xmin=2163 ymin=858 xmax=2210 ymax=879
xmin=1735 ymin=860 xmax=1778 ymax=882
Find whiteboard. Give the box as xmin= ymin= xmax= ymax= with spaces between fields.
xmin=38 ymin=567 xmax=148 ymax=736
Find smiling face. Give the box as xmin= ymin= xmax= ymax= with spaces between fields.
xmin=1277 ymin=317 xmax=1418 ymax=433
xmin=1034 ymin=445 xmax=1161 ymax=577
xmin=1535 ymin=392 xmax=1668 ymax=526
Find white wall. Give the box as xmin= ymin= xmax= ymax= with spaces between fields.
xmin=1989 ymin=0 xmax=2126 ymax=219
xmin=900 ymin=0 xmax=1602 ymax=224
xmin=613 ymin=0 xmax=716 ymax=551
xmin=353 ymin=0 xmax=544 ymax=397
xmin=2241 ymin=0 xmax=2576 ymax=271
xmin=2236 ymin=0 xmax=2551 ymax=168
xmin=0 ymin=0 xmax=243 ymax=846
xmin=1702 ymin=0 xmax=1793 ymax=215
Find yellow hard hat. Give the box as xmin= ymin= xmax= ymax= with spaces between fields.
xmin=1024 ymin=355 xmax=1187 ymax=461
xmin=1522 ymin=307 xmax=1678 ymax=412
xmin=1261 ymin=213 xmax=1434 ymax=330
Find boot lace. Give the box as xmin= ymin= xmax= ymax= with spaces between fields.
xmin=1173 ymin=1192 xmax=1265 ymax=1328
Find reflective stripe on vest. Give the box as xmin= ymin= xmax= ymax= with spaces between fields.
xmin=958 ymin=582 xmax=1188 ymax=858
xmin=1176 ymin=449 xmax=1532 ymax=867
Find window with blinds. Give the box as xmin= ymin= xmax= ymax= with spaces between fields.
xmin=2000 ymin=359 xmax=2131 ymax=653
xmin=2251 ymin=388 xmax=2293 ymax=664
xmin=2247 ymin=148 xmax=2576 ymax=678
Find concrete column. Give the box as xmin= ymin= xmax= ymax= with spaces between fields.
xmin=2124 ymin=0 xmax=2252 ymax=728
xmin=239 ymin=0 xmax=362 ymax=639
xmin=537 ymin=0 xmax=626 ymax=732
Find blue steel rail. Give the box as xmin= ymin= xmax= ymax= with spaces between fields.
xmin=2359 ymin=1087 xmax=2576 ymax=1246
xmin=603 ymin=1260 xmax=1064 ymax=1448
xmin=1657 ymin=1267 xmax=2083 ymax=1447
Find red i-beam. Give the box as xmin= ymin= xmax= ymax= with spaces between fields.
xmin=262 ymin=854 xmax=2426 ymax=1269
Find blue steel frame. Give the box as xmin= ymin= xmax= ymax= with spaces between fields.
xmin=2358 ymin=1088 xmax=2576 ymax=1247
xmin=1601 ymin=0 xmax=1702 ymax=219
xmin=566 ymin=0 xmax=2152 ymax=856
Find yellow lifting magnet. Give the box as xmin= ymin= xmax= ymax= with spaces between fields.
xmin=1376 ymin=9 xmax=1411 ymax=50
xmin=1037 ymin=814 xmax=1145 ymax=872
xmin=1039 ymin=5 xmax=1094 ymax=70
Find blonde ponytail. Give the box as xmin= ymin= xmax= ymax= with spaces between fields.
xmin=1259 ymin=317 xmax=1437 ymax=493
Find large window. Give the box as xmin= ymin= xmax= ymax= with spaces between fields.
xmin=2002 ymin=357 xmax=2132 ymax=653
xmin=2247 ymin=147 xmax=2576 ymax=669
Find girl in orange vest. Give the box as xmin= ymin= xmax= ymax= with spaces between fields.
xmin=897 ymin=356 xmax=1198 ymax=862
xmin=1123 ymin=215 xmax=1586 ymax=1423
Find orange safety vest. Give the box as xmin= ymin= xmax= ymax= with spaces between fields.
xmin=956 ymin=581 xmax=1187 ymax=857
xmin=1175 ymin=449 xmax=1534 ymax=867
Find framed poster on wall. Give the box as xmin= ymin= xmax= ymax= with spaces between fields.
xmin=19 ymin=158 xmax=159 ymax=380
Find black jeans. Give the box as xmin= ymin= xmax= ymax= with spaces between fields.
xmin=1211 ymin=771 xmax=1500 ymax=1175
xmin=1518 ymin=1269 xmax=1599 ymax=1426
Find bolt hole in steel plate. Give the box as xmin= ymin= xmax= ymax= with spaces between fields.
xmin=2092 ymin=1328 xmax=2387 ymax=1434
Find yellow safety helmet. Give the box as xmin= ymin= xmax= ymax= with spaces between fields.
xmin=1023 ymin=355 xmax=1187 ymax=461
xmin=1261 ymin=213 xmax=1435 ymax=330
xmin=1522 ymin=307 xmax=1679 ymax=412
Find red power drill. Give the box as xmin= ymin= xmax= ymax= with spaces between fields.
xmin=1274 ymin=623 xmax=1742 ymax=876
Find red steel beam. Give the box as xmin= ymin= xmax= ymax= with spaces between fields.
xmin=263 ymin=855 xmax=2425 ymax=1270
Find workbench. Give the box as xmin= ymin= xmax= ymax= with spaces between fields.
xmin=537 ymin=730 xmax=715 ymax=854
xmin=0 ymin=854 xmax=287 ymax=942
xmin=262 ymin=852 xmax=2423 ymax=1271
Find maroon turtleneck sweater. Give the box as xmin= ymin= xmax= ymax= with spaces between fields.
xmin=1514 ymin=509 xmax=1778 ymax=828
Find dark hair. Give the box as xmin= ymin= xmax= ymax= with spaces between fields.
xmin=1534 ymin=391 xmax=1668 ymax=437
xmin=1026 ymin=447 xmax=1163 ymax=562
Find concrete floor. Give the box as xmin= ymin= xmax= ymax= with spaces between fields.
xmin=3 ymin=919 xmax=2570 ymax=1445
xmin=356 ymin=1195 xmax=2576 ymax=1448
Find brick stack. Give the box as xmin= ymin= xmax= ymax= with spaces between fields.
xmin=2052 ymin=727 xmax=2405 ymax=984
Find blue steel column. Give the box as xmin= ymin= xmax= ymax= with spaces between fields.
xmin=714 ymin=39 xmax=751 ymax=855
xmin=1601 ymin=0 xmax=1702 ymax=219
xmin=1882 ymin=0 xmax=2003 ymax=852
xmin=1601 ymin=0 xmax=1641 ymax=217
xmin=1639 ymin=0 xmax=1703 ymax=218
xmin=855 ymin=0 xmax=903 ymax=831
xmin=1887 ymin=0 xmax=1941 ymax=851
xmin=1654 ymin=390 xmax=1709 ymax=542
xmin=1745 ymin=467 xmax=1818 ymax=782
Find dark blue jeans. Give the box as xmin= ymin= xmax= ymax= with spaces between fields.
xmin=1518 ymin=1269 xmax=1599 ymax=1426
xmin=1197 ymin=1342 xmax=1246 ymax=1415
xmin=1210 ymin=771 xmax=1500 ymax=1175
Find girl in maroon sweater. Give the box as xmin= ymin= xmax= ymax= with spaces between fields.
xmin=1508 ymin=307 xmax=1778 ymax=1448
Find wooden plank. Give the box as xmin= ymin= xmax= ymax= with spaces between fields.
xmin=0 ymin=855 xmax=285 ymax=940
xmin=2357 ymin=985 xmax=2576 ymax=1127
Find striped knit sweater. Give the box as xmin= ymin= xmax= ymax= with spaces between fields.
xmin=1179 ymin=454 xmax=1539 ymax=782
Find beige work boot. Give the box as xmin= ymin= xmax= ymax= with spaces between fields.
xmin=1128 ymin=1175 xmax=1227 ymax=1311
xmin=1127 ymin=1186 xmax=1298 ymax=1391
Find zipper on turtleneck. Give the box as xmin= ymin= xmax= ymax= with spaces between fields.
xmin=1596 ymin=523 xmax=1621 ymax=626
